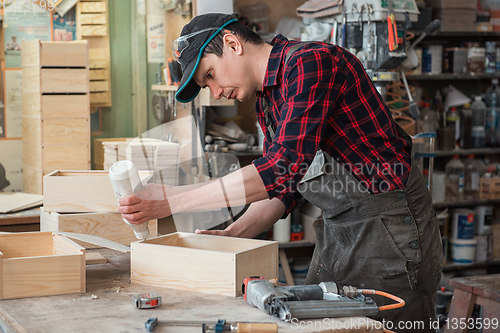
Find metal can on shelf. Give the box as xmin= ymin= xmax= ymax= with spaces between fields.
xmin=468 ymin=46 xmax=486 ymax=74
xmin=443 ymin=47 xmax=468 ymax=74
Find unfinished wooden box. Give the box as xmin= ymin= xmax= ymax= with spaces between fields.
xmin=0 ymin=232 xmax=85 ymax=300
xmin=22 ymin=40 xmax=90 ymax=194
xmin=131 ymin=232 xmax=278 ymax=297
xmin=43 ymin=170 xmax=151 ymax=213
xmin=93 ymin=137 xmax=130 ymax=170
xmin=40 ymin=208 xmax=158 ymax=245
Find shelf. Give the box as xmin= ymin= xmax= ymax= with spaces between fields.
xmin=434 ymin=148 xmax=500 ymax=157
xmin=411 ymin=31 xmax=500 ymax=37
xmin=406 ymin=73 xmax=500 ymax=80
xmin=443 ymin=259 xmax=500 ymax=272
xmin=228 ymin=149 xmax=263 ymax=157
xmin=279 ymin=240 xmax=315 ymax=249
xmin=433 ymin=199 xmax=500 ymax=209
xmin=151 ymin=84 xmax=178 ymax=91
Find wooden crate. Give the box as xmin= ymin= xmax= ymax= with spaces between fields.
xmin=480 ymin=177 xmax=500 ymax=200
xmin=22 ymin=40 xmax=90 ymax=194
xmin=43 ymin=170 xmax=151 ymax=213
xmin=40 ymin=208 xmax=158 ymax=245
xmin=93 ymin=137 xmax=130 ymax=170
xmin=131 ymin=232 xmax=278 ymax=297
xmin=0 ymin=232 xmax=85 ymax=300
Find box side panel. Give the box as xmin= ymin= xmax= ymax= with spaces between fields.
xmin=42 ymin=95 xmax=90 ymax=119
xmin=2 ymin=255 xmax=84 ymax=299
xmin=42 ymin=118 xmax=89 ymax=145
xmin=235 ymin=243 xmax=279 ymax=296
xmin=40 ymin=208 xmax=60 ymax=232
xmin=42 ymin=144 xmax=90 ymax=171
xmin=141 ymin=233 xmax=181 ymax=246
xmin=0 ymin=255 xmax=3 ymax=299
xmin=131 ymin=243 xmax=237 ymax=296
xmin=52 ymin=234 xmax=85 ymax=255
xmin=40 ymin=69 xmax=88 ymax=93
xmin=0 ymin=233 xmax=53 ymax=258
xmin=40 ymin=41 xmax=88 ymax=67
xmin=178 ymin=234 xmax=278 ymax=253
xmin=56 ymin=212 xmax=157 ymax=245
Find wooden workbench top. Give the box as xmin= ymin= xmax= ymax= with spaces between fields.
xmin=0 ymin=248 xmax=381 ymax=333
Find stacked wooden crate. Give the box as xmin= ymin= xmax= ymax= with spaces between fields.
xmin=22 ymin=40 xmax=90 ymax=194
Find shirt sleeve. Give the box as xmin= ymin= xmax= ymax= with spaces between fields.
xmin=253 ymin=49 xmax=346 ymax=208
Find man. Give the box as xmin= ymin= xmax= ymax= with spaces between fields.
xmin=118 ymin=13 xmax=442 ymax=332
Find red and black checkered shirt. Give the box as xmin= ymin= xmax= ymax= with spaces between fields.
xmin=252 ymin=34 xmax=412 ymax=213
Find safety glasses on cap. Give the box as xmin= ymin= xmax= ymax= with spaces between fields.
xmin=171 ymin=27 xmax=220 ymax=61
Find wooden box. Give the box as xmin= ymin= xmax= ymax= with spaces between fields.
xmin=22 ymin=39 xmax=90 ymax=194
xmin=40 ymin=208 xmax=158 ymax=245
xmin=93 ymin=137 xmax=130 ymax=170
xmin=43 ymin=170 xmax=151 ymax=213
xmin=0 ymin=232 xmax=85 ymax=300
xmin=480 ymin=177 xmax=500 ymax=200
xmin=131 ymin=232 xmax=278 ymax=297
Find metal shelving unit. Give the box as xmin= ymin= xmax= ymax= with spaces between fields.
xmin=434 ymin=148 xmax=500 ymax=157
xmin=407 ymin=73 xmax=500 ymax=80
xmin=433 ymin=199 xmax=500 ymax=209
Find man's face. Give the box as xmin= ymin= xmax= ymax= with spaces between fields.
xmin=193 ymin=43 xmax=254 ymax=102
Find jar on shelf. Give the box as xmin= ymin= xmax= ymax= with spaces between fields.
xmin=445 ymin=155 xmax=465 ymax=202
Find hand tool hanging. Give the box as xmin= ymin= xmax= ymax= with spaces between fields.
xmin=386 ymin=0 xmax=398 ymax=51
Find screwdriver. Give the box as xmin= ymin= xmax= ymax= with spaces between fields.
xmin=145 ymin=318 xmax=278 ymax=332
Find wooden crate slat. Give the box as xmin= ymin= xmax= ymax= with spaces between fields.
xmin=89 ymin=68 xmax=109 ymax=80
xmin=42 ymin=144 xmax=90 ymax=171
xmin=80 ymin=13 xmax=106 ymax=24
xmin=90 ymin=80 xmax=109 ymax=92
xmin=40 ymin=95 xmax=90 ymax=119
xmin=41 ymin=69 xmax=89 ymax=93
xmin=42 ymin=118 xmax=90 ymax=145
xmin=90 ymin=92 xmax=111 ymax=105
xmin=80 ymin=2 xmax=106 ymax=13
xmin=81 ymin=25 xmax=107 ymax=36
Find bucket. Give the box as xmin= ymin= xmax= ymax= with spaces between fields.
xmin=451 ymin=209 xmax=475 ymax=239
xmin=450 ymin=237 xmax=477 ymax=264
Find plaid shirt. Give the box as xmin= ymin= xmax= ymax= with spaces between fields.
xmin=252 ymin=35 xmax=412 ymax=213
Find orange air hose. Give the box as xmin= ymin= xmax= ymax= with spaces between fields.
xmin=360 ymin=289 xmax=405 ymax=311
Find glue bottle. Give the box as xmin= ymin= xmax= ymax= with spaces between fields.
xmin=109 ymin=160 xmax=150 ymax=240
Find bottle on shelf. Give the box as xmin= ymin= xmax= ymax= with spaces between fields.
xmin=484 ymin=79 xmax=500 ymax=147
xmin=446 ymin=107 xmax=460 ymax=147
xmin=418 ymin=101 xmax=438 ymax=133
xmin=471 ymin=96 xmax=487 ymax=148
xmin=461 ymin=103 xmax=472 ymax=149
xmin=463 ymin=154 xmax=480 ymax=200
xmin=445 ymin=155 xmax=465 ymax=202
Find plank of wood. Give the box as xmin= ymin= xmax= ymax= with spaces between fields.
xmin=21 ymin=116 xmax=41 ymax=147
xmin=0 ymin=305 xmax=28 ymax=333
xmin=0 ymin=193 xmax=43 ymax=214
xmin=90 ymin=92 xmax=111 ymax=104
xmin=21 ymin=166 xmax=44 ymax=195
xmin=42 ymin=144 xmax=90 ymax=171
xmin=90 ymin=80 xmax=109 ymax=92
xmin=85 ymin=252 xmax=106 ymax=264
xmin=40 ymin=41 xmax=88 ymax=67
xmin=21 ymin=66 xmax=41 ymax=93
xmin=40 ymin=209 xmax=158 ymax=245
xmin=0 ymin=232 xmax=53 ymax=259
xmin=79 ymin=13 xmax=106 ymax=24
xmin=279 ymin=248 xmax=294 ymax=286
xmin=80 ymin=2 xmax=106 ymax=13
xmin=20 ymin=40 xmax=41 ymax=67
xmin=43 ymin=118 xmax=90 ymax=145
xmin=89 ymin=68 xmax=109 ymax=80
xmin=41 ymin=95 xmax=90 ymax=119
xmin=41 ymin=69 xmax=89 ymax=93
xmin=81 ymin=25 xmax=107 ymax=37
xmin=56 ymin=232 xmax=131 ymax=253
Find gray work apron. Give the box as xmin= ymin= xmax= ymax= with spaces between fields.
xmin=296 ymin=126 xmax=443 ymax=332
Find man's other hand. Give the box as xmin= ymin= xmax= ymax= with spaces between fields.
xmin=117 ymin=184 xmax=171 ymax=224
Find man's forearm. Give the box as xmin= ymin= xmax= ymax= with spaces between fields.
xmin=226 ymin=197 xmax=286 ymax=238
xmin=169 ymin=164 xmax=269 ymax=214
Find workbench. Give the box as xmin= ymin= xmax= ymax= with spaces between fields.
xmin=0 ymin=248 xmax=382 ymax=333
xmin=0 ymin=207 xmax=40 ymax=232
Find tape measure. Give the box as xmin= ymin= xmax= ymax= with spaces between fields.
xmin=133 ymin=293 xmax=162 ymax=309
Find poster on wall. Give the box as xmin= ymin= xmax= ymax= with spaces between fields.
xmin=147 ymin=14 xmax=165 ymax=63
xmin=0 ymin=139 xmax=23 ymax=192
xmin=4 ymin=3 xmax=52 ymax=68
xmin=53 ymin=6 xmax=76 ymax=41
xmin=5 ymin=70 xmax=23 ymax=139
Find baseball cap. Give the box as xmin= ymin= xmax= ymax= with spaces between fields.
xmin=172 ymin=13 xmax=238 ymax=103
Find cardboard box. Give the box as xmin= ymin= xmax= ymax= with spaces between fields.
xmin=131 ymin=232 xmax=278 ymax=297
xmin=477 ymin=22 xmax=494 ymax=32
xmin=43 ymin=170 xmax=151 ymax=213
xmin=425 ymin=0 xmax=476 ymax=9
xmin=0 ymin=232 xmax=85 ymax=299
xmin=40 ymin=208 xmax=158 ymax=245
xmin=434 ymin=9 xmax=476 ymax=32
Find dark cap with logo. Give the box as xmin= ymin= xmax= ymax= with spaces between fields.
xmin=173 ymin=13 xmax=237 ymax=103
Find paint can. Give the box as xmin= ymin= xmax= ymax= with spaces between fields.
xmin=450 ymin=237 xmax=477 ymax=265
xmin=451 ymin=209 xmax=475 ymax=240
xmin=443 ymin=48 xmax=467 ymax=74
xmin=422 ymin=45 xmax=442 ymax=74
xmin=273 ymin=214 xmax=291 ymax=243
xmin=475 ymin=205 xmax=493 ymax=234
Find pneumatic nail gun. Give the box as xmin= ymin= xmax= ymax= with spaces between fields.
xmin=242 ymin=277 xmax=404 ymax=322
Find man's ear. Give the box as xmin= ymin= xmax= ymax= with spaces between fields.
xmin=223 ymin=34 xmax=243 ymax=55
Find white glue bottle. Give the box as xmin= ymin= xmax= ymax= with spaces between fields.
xmin=109 ymin=160 xmax=150 ymax=240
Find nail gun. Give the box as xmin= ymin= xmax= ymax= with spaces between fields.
xmin=242 ymin=277 xmax=404 ymax=322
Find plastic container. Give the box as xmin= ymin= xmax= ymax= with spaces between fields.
xmin=475 ymin=205 xmax=493 ymax=234
xmin=471 ymin=96 xmax=487 ymax=127
xmin=485 ymin=79 xmax=500 ymax=147
xmin=109 ymin=161 xmax=150 ymax=240
xmin=463 ymin=155 xmax=481 ymax=200
xmin=445 ymin=156 xmax=465 ymax=201
xmin=461 ymin=105 xmax=473 ymax=149
xmin=273 ymin=214 xmax=291 ymax=243
xmin=471 ymin=126 xmax=486 ymax=148
xmin=419 ymin=102 xmax=438 ymax=133
xmin=485 ymin=41 xmax=497 ymax=73
xmin=446 ymin=107 xmax=460 ymax=144
xmin=451 ymin=209 xmax=475 ymax=239
xmin=450 ymin=237 xmax=477 ymax=264
xmin=432 ymin=171 xmax=447 ymax=202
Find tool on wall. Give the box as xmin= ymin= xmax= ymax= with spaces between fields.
xmin=133 ymin=293 xmax=162 ymax=309
xmin=145 ymin=318 xmax=278 ymax=332
xmin=242 ymin=277 xmax=404 ymax=322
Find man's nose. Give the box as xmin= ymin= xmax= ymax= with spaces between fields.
xmin=209 ymin=84 xmax=223 ymax=100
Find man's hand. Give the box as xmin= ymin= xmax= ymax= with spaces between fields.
xmin=195 ymin=229 xmax=232 ymax=237
xmin=117 ymin=184 xmax=171 ymax=224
